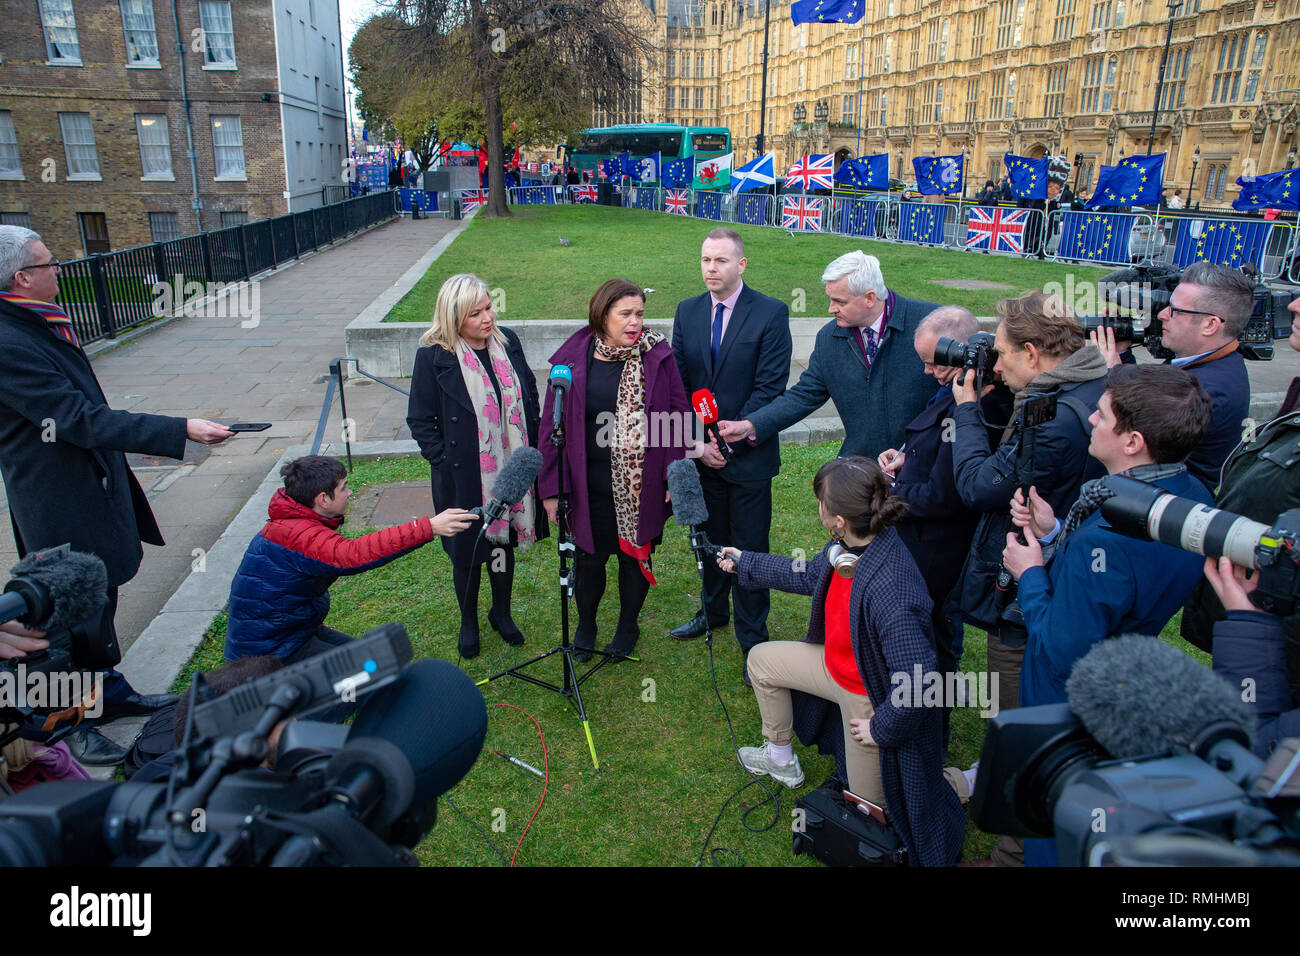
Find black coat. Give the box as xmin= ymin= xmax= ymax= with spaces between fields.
xmin=0 ymin=298 xmax=188 ymax=589
xmin=406 ymin=327 xmax=548 ymax=566
xmin=1177 ymin=348 xmax=1250 ymax=491
xmin=671 ymin=283 xmax=792 ymax=483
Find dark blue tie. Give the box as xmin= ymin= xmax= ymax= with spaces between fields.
xmin=710 ymin=302 xmax=725 ymax=367
xmin=863 ymin=326 xmax=879 ymax=366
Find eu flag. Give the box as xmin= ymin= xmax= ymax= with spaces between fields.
xmin=897 ymin=202 xmax=947 ymax=245
xmin=1233 ymin=168 xmax=1300 ymax=212
xmin=663 ymin=157 xmax=695 ymax=189
xmin=618 ymin=152 xmax=634 ymax=178
xmin=913 ymin=155 xmax=964 ymax=195
xmin=1087 ymin=154 xmax=1165 ymax=208
xmin=791 ymin=0 xmax=865 ymax=23
xmin=1057 ymin=211 xmax=1133 ymax=263
xmin=633 ymin=188 xmax=657 ymax=211
xmin=736 ymin=194 xmax=768 ymax=225
xmin=1172 ymin=219 xmax=1274 ymax=269
xmin=1004 ymin=153 xmax=1048 ymax=200
xmin=838 ymin=199 xmax=878 ymax=237
xmin=834 ymin=155 xmax=889 ymax=190
xmin=697 ymin=191 xmax=723 ymax=221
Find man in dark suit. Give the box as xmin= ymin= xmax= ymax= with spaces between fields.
xmin=718 ymin=250 xmax=939 ymax=461
xmin=0 ymin=226 xmax=233 ymax=763
xmin=1154 ymin=262 xmax=1252 ymax=490
xmin=669 ymin=228 xmax=792 ymax=669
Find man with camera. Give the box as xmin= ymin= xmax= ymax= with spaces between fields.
xmin=951 ymin=292 xmax=1109 ymax=714
xmin=0 ymin=226 xmax=234 ymax=765
xmin=1152 ymin=262 xmax=1252 ymax=490
xmin=716 ymin=250 xmax=938 ymax=460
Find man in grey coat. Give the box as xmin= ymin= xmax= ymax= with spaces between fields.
xmin=717 ymin=251 xmax=939 ymax=460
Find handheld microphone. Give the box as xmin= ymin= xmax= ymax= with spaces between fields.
xmin=691 ymin=389 xmax=733 ymax=461
xmin=469 ymin=446 xmax=543 ymax=527
xmin=1 ymin=545 xmax=107 ymax=631
xmin=667 ymin=459 xmax=723 ymax=568
xmin=549 ymin=364 xmax=572 ymax=432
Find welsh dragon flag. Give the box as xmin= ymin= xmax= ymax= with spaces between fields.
xmin=692 ymin=153 xmax=733 ymax=191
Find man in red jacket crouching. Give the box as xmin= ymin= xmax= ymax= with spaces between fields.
xmin=225 ymin=455 xmax=477 ymax=662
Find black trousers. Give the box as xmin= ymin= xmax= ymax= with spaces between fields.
xmin=452 ymin=545 xmax=517 ymax=628
xmin=699 ymin=469 xmax=772 ymax=653
xmin=573 ymin=549 xmax=650 ymax=644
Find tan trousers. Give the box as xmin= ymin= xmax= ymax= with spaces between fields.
xmin=986 ymin=628 xmax=1026 ymax=866
xmin=748 ymin=640 xmax=886 ymax=807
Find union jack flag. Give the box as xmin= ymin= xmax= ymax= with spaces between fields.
xmin=782 ymin=196 xmax=823 ymax=231
xmin=965 ymin=206 xmax=1031 ymax=254
xmin=571 ymin=185 xmax=598 ymax=203
xmin=460 ymin=189 xmax=489 ymax=211
xmin=785 ymin=154 xmax=835 ymax=191
xmin=664 ymin=189 xmax=690 ymax=215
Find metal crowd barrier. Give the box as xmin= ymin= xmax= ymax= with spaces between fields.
xmin=1147 ymin=212 xmax=1297 ymax=280
xmin=508 ymin=184 xmax=564 ymax=205
xmin=1041 ymin=209 xmax=1156 ymax=268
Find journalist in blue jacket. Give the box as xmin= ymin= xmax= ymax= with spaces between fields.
xmin=1000 ymin=364 xmax=1214 ymax=709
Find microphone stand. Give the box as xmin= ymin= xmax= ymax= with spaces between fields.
xmin=476 ymin=410 xmax=612 ymax=772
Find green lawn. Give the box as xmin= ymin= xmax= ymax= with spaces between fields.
xmin=182 ymin=447 xmax=1208 ymax=866
xmin=385 ymin=204 xmax=1110 ymax=324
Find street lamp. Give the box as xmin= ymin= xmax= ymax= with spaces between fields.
xmin=1188 ymin=146 xmax=1201 ymax=207
xmin=1073 ymin=151 xmax=1084 ymax=197
xmin=757 ymin=0 xmax=772 ymax=156
xmin=1149 ymin=0 xmax=1182 ymax=155
xmin=814 ymin=99 xmax=829 ymax=122
xmin=794 ymin=103 xmax=807 ymax=123
xmin=1289 ymin=145 xmax=1298 ymax=168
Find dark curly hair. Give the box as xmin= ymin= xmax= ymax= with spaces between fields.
xmin=812 ymin=456 xmax=907 ymax=538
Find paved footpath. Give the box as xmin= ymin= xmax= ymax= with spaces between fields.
xmin=0 ymin=216 xmax=459 ymax=652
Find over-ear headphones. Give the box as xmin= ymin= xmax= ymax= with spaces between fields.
xmin=827 ymin=535 xmax=867 ymax=578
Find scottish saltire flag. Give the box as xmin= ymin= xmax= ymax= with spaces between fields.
xmin=792 ymin=0 xmax=865 ymax=23
xmin=460 ymin=189 xmax=489 ymax=211
xmin=736 ymin=193 xmax=768 ymax=225
xmin=897 ymin=203 xmax=947 ymax=245
xmin=786 ymin=154 xmax=835 ymax=191
xmin=1057 ymin=211 xmax=1133 ymax=262
xmin=693 ymin=153 xmax=733 ymax=190
xmin=697 ymin=191 xmax=724 ymax=220
xmin=966 ymin=206 xmax=1031 ymax=253
xmin=664 ymin=189 xmax=691 ymax=215
xmin=782 ymin=196 xmax=823 ymax=231
xmin=733 ymin=151 xmax=776 ymax=193
xmin=513 ymin=186 xmax=556 ymax=205
xmin=571 ymin=184 xmax=598 ymax=203
xmin=1172 ymin=219 xmax=1274 ymax=269
xmin=1087 ymin=155 xmax=1165 ymax=208
xmin=1004 ymin=153 xmax=1048 ymax=201
xmin=633 ymin=188 xmax=657 ymax=210
xmin=637 ymin=152 xmax=662 ymax=183
xmin=835 ymin=155 xmax=889 ymax=190
xmin=1233 ymin=168 xmax=1300 ymax=212
xmin=914 ymin=155 xmax=964 ymax=195
xmin=663 ymin=157 xmax=695 ymax=189
xmin=838 ymin=199 xmax=878 ymax=237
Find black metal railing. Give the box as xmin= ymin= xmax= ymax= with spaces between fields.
xmin=57 ymin=191 xmax=398 ymax=346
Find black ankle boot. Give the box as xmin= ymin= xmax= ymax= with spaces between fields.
xmin=488 ymin=607 xmax=526 ymax=646
xmin=573 ymin=624 xmax=596 ymax=663
xmin=458 ymin=621 xmax=481 ymax=659
xmin=603 ymin=631 xmax=638 ymax=661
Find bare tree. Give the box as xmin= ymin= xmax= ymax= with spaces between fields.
xmin=383 ymin=0 xmax=654 ymax=217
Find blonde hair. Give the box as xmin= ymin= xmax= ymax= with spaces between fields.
xmin=419 ymin=273 xmax=505 ymax=349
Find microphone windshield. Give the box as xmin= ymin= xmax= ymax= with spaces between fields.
xmin=667 ymin=459 xmax=709 ymax=527
xmin=1066 ymin=634 xmax=1255 ymax=760
xmin=490 ymin=446 xmax=543 ymax=507
xmin=8 ymin=548 xmax=108 ymax=631
xmin=549 ymin=364 xmax=573 ymax=392
xmin=691 ymin=389 xmax=720 ymax=425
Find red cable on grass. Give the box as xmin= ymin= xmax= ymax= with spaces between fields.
xmin=494 ymin=701 xmax=548 ymax=867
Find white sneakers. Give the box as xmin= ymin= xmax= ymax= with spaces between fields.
xmin=738 ymin=741 xmax=805 ymax=788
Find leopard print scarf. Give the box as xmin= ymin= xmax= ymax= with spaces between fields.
xmin=593 ymin=329 xmax=665 ymax=584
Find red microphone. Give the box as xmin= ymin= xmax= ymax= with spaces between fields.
xmin=691 ymin=388 xmax=733 ymax=461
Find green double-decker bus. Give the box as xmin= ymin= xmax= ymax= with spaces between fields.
xmin=567 ymin=123 xmax=730 ymax=181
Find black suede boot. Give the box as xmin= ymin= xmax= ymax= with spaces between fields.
xmin=453 ymin=561 xmax=482 ymax=659
xmin=487 ymin=548 xmax=525 ymax=646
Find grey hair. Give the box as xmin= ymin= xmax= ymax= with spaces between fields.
xmin=917 ymin=305 xmax=979 ymax=343
xmin=0 ymin=225 xmax=42 ymax=292
xmin=821 ymin=250 xmax=887 ymax=298
xmin=1178 ymin=262 xmax=1257 ymax=340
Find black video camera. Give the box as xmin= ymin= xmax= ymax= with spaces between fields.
xmin=933 ymin=331 xmax=997 ymax=383
xmin=1101 ymin=476 xmax=1300 ymax=615
xmin=1078 ymin=315 xmax=1147 ymax=345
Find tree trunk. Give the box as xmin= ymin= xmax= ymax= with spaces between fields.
xmin=483 ymin=71 xmax=509 ymax=218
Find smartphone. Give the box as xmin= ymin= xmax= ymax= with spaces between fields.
xmin=842 ymin=789 xmax=889 ymax=826
xmin=227 ymin=422 xmax=272 ymax=432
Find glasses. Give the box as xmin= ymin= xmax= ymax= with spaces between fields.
xmin=1165 ymin=303 xmax=1219 ymax=319
xmin=18 ymin=259 xmax=60 ymax=272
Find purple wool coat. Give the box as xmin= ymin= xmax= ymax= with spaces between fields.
xmin=538 ymin=328 xmax=690 ymax=555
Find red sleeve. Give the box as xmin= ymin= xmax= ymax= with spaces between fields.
xmin=287 ymin=517 xmax=434 ymax=571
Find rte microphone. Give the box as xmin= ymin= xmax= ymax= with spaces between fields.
xmin=691 ymin=389 xmax=733 ymax=461
xmin=549 ymin=364 xmax=572 ymax=432
xmin=667 ymin=459 xmax=723 ymax=569
xmin=469 ymin=446 xmax=543 ymax=526
xmin=0 ymin=544 xmax=107 ymax=631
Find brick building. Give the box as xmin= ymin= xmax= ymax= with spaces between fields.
xmin=0 ymin=0 xmax=347 ymax=257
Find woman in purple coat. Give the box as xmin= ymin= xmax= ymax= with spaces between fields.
xmin=539 ymin=279 xmax=690 ymax=661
